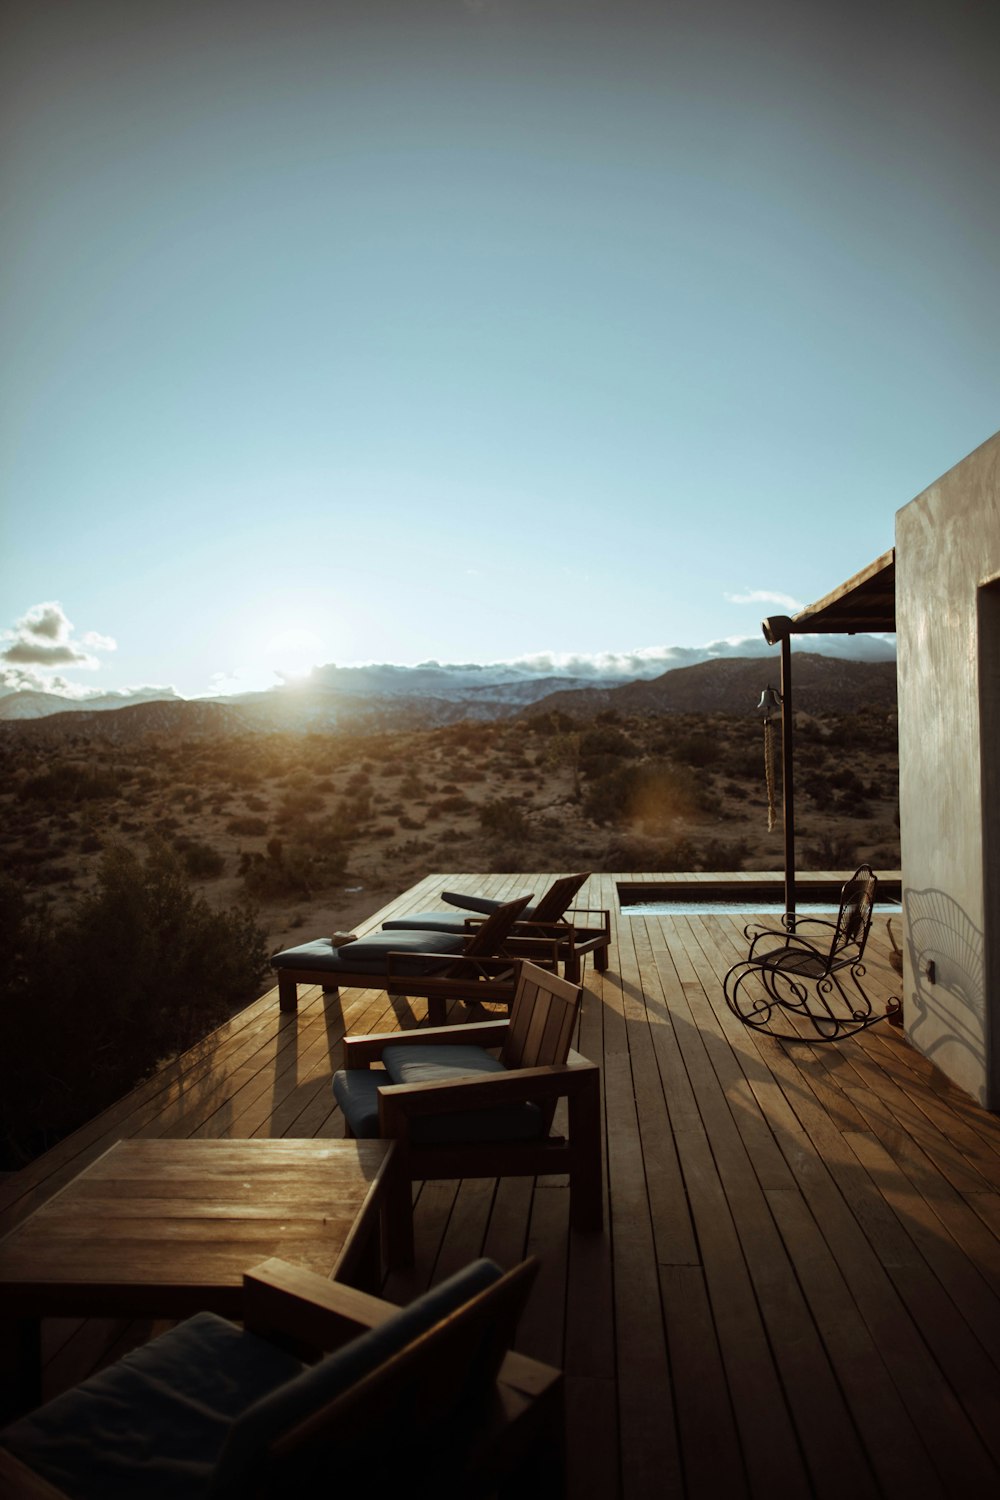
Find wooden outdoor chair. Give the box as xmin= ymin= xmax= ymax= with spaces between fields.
xmin=272 ymin=895 xmax=558 ymax=1020
xmin=334 ymin=961 xmax=603 ymax=1265
xmin=0 ymin=1256 xmax=564 ymax=1499
xmin=723 ymin=864 xmax=900 ymax=1041
xmin=382 ymin=872 xmax=612 ymax=983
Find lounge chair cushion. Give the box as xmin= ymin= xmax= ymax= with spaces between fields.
xmin=1 ymin=1263 xmax=504 ymax=1500
xmin=272 ymin=930 xmax=467 ymax=975
xmin=0 ymin=1311 xmax=304 ymax=1500
xmin=333 ymin=1044 xmax=545 ymax=1144
xmin=381 ymin=911 xmax=472 ymax=934
xmin=441 ymin=890 xmax=536 ymax=917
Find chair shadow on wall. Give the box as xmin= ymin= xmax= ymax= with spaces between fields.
xmin=904 ymin=886 xmax=985 ymax=1075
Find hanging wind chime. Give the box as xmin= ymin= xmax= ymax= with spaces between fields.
xmin=757 ymin=685 xmax=782 ymax=832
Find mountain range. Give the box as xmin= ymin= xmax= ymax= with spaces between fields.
xmin=0 ymin=653 xmax=897 ymax=746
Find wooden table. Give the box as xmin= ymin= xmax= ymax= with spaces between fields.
xmin=0 ymin=1137 xmax=395 ymax=1415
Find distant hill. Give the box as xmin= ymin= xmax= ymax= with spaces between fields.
xmin=525 ymin=653 xmax=898 ymax=719
xmin=0 ymin=654 xmax=897 ymax=746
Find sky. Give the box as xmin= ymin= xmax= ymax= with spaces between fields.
xmin=2 ymin=0 xmax=999 ymax=701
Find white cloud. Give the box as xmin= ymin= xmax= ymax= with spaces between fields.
xmin=1 ymin=601 xmax=118 ymax=687
xmin=725 ymin=589 xmax=804 ymax=611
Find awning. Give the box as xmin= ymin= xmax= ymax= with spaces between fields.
xmin=761 ymin=548 xmax=896 ymax=644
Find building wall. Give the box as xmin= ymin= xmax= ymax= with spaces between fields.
xmin=896 ymin=430 xmax=1000 ymax=1107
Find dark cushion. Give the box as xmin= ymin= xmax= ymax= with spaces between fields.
xmin=272 ymin=930 xmax=467 ymax=975
xmin=333 ymin=1045 xmax=544 ymax=1145
xmin=382 ymin=911 xmax=469 ymax=933
xmin=441 ymin=890 xmax=537 ymax=918
xmin=211 ymin=1259 xmax=503 ymax=1496
xmin=0 ymin=1312 xmax=304 ymax=1500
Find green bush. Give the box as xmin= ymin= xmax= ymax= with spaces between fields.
xmin=479 ymin=798 xmax=530 ymax=844
xmin=0 ymin=845 xmax=268 ymax=1168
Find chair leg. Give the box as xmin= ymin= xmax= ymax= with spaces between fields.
xmin=594 ymin=942 xmax=609 ymax=973
xmin=383 ymin=1153 xmax=415 ymax=1268
xmin=278 ymin=973 xmax=298 ymax=1013
xmin=427 ymin=995 xmax=446 ymax=1026
xmin=567 ymin=1072 xmax=603 ymax=1230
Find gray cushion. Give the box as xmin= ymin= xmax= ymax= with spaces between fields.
xmin=333 ymin=1045 xmax=544 ymax=1145
xmin=1 ymin=1263 xmax=505 ymax=1500
xmin=0 ymin=1312 xmax=304 ymax=1500
xmin=382 ymin=911 xmax=469 ymax=933
xmin=212 ymin=1259 xmax=502 ymax=1496
xmin=441 ymin=890 xmax=537 ymax=918
xmin=272 ymin=930 xmax=466 ymax=975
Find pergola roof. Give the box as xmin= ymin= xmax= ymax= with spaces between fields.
xmin=762 ymin=547 xmax=896 ymax=645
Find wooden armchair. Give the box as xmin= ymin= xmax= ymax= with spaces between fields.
xmin=334 ymin=961 xmax=603 ymax=1266
xmin=0 ymin=1256 xmax=564 ymax=1499
xmin=272 ymin=895 xmax=558 ymax=1020
xmin=723 ymin=864 xmax=899 ymax=1041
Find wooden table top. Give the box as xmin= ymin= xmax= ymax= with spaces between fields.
xmin=0 ymin=1137 xmax=395 ymax=1318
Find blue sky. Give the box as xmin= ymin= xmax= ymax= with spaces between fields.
xmin=2 ymin=0 xmax=998 ymax=700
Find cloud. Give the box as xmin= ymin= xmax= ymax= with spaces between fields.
xmin=1 ymin=601 xmax=118 ymax=683
xmin=81 ymin=630 xmax=117 ymax=651
xmin=725 ymin=589 xmax=804 ymax=611
xmin=16 ymin=602 xmax=71 ymax=641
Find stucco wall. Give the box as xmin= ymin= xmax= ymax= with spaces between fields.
xmin=896 ymin=430 xmax=1000 ymax=1106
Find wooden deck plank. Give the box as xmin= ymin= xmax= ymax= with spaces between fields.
xmin=6 ymin=872 xmax=1000 ymax=1498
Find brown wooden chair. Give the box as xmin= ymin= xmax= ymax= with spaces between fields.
xmin=723 ymin=864 xmax=899 ymax=1041
xmin=272 ymin=895 xmax=558 ymax=1021
xmin=334 ymin=961 xmax=603 ymax=1265
xmin=0 ymin=1256 xmax=564 ymax=1499
xmin=383 ymin=872 xmax=612 ymax=983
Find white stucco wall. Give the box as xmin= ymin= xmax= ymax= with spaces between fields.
xmin=896 ymin=430 xmax=1000 ymax=1107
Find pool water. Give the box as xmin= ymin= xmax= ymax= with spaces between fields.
xmin=621 ymin=899 xmax=901 ymax=916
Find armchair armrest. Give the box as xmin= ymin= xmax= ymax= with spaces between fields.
xmin=344 ymin=1019 xmax=510 ymax=1067
xmin=377 ymin=1058 xmax=599 ymax=1128
xmin=241 ymin=1258 xmax=397 ymax=1354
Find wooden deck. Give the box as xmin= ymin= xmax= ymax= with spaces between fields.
xmin=4 ymin=871 xmax=1000 ymax=1498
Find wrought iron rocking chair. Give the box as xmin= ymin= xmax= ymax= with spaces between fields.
xmin=723 ymin=865 xmax=898 ymax=1042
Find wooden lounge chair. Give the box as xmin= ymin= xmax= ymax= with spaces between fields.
xmin=383 ymin=872 xmax=612 ymax=983
xmin=723 ymin=864 xmax=899 ymax=1041
xmin=0 ymin=1256 xmax=564 ymax=1499
xmin=334 ymin=960 xmax=603 ymax=1265
xmin=272 ymin=895 xmax=558 ymax=1021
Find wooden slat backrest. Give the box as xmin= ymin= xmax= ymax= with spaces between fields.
xmin=268 ymin=1259 xmax=539 ymax=1485
xmin=501 ymin=962 xmax=583 ymax=1072
xmin=461 ymin=894 xmax=534 ymax=957
xmin=529 ymin=872 xmax=591 ymax=924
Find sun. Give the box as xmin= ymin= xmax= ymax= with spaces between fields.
xmin=265 ymin=627 xmax=323 ymax=681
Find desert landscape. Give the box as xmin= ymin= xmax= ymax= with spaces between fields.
xmin=0 ymin=656 xmax=898 ymax=1166
xmin=2 ymin=700 xmax=899 ymax=956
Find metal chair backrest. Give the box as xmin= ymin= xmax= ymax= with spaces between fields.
xmin=831 ymin=865 xmax=878 ymax=962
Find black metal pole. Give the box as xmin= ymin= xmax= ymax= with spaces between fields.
xmin=780 ymin=635 xmax=796 ymax=918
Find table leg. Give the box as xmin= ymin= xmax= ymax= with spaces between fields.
xmin=0 ymin=1316 xmax=42 ymax=1421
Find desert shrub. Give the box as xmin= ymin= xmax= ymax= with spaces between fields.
xmin=399 ymin=814 xmax=424 ymax=830
xmin=0 ymin=847 xmax=268 ymax=1168
xmin=227 ymin=816 xmax=268 ymax=837
xmin=242 ymin=836 xmax=350 ymax=899
xmin=479 ymin=798 xmax=530 ymax=844
xmin=584 ymin=761 xmax=709 ymax=827
xmin=669 ymin=733 xmax=721 ymax=769
xmin=278 ymin=787 xmax=325 ymax=818
xmin=174 ymin=837 xmax=226 ymax=878
xmin=436 ymin=794 xmax=472 ymax=813
xmin=803 ymin=833 xmax=859 ymax=868
xmin=22 ymin=764 xmax=120 ymax=802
